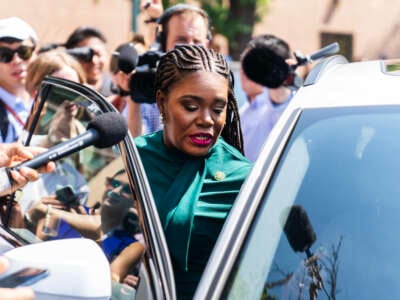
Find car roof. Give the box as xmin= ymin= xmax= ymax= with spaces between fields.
xmin=290 ymin=57 xmax=400 ymax=110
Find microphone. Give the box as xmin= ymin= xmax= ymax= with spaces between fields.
xmin=283 ymin=205 xmax=326 ymax=298
xmin=241 ymin=42 xmax=339 ymax=88
xmin=242 ymin=46 xmax=290 ymax=88
xmin=283 ymin=204 xmax=316 ymax=256
xmin=0 ymin=112 xmax=127 ymax=194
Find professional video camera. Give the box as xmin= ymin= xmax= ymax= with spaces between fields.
xmin=128 ymin=47 xmax=165 ymax=104
xmin=241 ymin=42 xmax=340 ymax=89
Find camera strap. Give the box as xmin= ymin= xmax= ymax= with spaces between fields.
xmin=0 ymin=98 xmax=25 ymax=126
xmin=0 ymin=99 xmax=9 ymax=140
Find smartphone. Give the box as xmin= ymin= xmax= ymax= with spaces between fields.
xmin=55 ymin=185 xmax=79 ymax=206
xmin=0 ymin=267 xmax=49 ymax=288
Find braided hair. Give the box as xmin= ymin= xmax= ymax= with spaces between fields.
xmin=154 ymin=44 xmax=244 ymax=154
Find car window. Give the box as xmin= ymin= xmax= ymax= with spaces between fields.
xmin=223 ymin=106 xmax=400 ymax=299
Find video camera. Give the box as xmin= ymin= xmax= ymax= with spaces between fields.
xmin=128 ymin=48 xmax=165 ymax=104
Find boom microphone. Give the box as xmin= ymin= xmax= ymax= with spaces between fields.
xmin=242 ymin=46 xmax=290 ymax=88
xmin=283 ymin=205 xmax=326 ymax=298
xmin=0 ymin=112 xmax=127 ymax=194
xmin=242 ymin=42 xmax=339 ymax=88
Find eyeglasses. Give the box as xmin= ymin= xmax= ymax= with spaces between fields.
xmin=0 ymin=45 xmax=35 ymax=63
xmin=108 ymin=178 xmax=132 ymax=195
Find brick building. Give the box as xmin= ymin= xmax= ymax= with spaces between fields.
xmin=254 ymin=0 xmax=400 ymax=61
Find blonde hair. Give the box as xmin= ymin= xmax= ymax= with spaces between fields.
xmin=26 ymin=49 xmax=86 ymax=95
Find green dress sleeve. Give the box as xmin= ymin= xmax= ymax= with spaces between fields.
xmin=135 ymin=131 xmax=252 ymax=272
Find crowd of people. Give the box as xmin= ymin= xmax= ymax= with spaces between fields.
xmin=0 ymin=0 xmax=303 ymax=299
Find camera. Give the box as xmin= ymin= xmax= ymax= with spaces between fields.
xmin=66 ymin=47 xmax=94 ymax=63
xmin=37 ymin=43 xmax=94 ymax=63
xmin=55 ymin=185 xmax=79 ymax=207
xmin=129 ymin=49 xmax=165 ymax=104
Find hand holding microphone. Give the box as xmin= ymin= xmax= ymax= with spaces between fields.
xmin=0 ymin=143 xmax=55 ymax=197
xmin=0 ymin=112 xmax=128 ymax=197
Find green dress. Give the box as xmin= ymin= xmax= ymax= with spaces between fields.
xmin=135 ymin=131 xmax=252 ymax=299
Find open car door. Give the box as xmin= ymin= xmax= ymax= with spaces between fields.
xmin=0 ymin=76 xmax=175 ymax=300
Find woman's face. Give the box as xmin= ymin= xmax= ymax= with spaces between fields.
xmin=157 ymin=71 xmax=228 ymax=156
xmin=101 ymin=172 xmax=133 ymax=233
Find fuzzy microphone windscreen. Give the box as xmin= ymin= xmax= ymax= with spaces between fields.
xmin=283 ymin=205 xmax=317 ymax=253
xmin=241 ymin=46 xmax=290 ymax=88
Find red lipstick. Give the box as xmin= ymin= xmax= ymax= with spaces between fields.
xmin=189 ymin=133 xmax=213 ymax=146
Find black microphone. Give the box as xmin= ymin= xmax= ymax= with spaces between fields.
xmin=242 ymin=42 xmax=339 ymax=89
xmin=283 ymin=204 xmax=316 ymax=256
xmin=283 ymin=205 xmax=326 ymax=298
xmin=242 ymin=46 xmax=290 ymax=88
xmin=0 ymin=111 xmax=127 ymax=207
xmin=13 ymin=112 xmax=127 ymax=171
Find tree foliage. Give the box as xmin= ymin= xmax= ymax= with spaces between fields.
xmin=161 ymin=0 xmax=269 ymax=59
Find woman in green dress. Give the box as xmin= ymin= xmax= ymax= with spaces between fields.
xmin=135 ymin=44 xmax=252 ymax=299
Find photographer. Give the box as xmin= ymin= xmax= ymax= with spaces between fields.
xmin=65 ymin=27 xmax=113 ymax=97
xmin=127 ymin=3 xmax=212 ymax=136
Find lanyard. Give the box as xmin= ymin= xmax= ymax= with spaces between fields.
xmin=0 ymin=98 xmax=25 ymax=126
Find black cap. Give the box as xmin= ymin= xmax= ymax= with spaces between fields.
xmin=111 ymin=43 xmax=139 ymax=74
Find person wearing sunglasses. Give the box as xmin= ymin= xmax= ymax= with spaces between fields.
xmin=26 ymin=168 xmax=139 ymax=243
xmin=26 ymin=168 xmax=144 ymax=292
xmin=0 ymin=17 xmax=38 ymax=144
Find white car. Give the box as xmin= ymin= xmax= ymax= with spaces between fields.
xmin=2 ymin=53 xmax=399 ymax=300
xmin=198 ymin=56 xmax=400 ymax=299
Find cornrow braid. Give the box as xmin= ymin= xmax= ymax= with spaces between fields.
xmin=154 ymin=44 xmax=244 ymax=154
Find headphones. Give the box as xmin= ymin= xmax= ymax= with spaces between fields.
xmin=155 ymin=4 xmax=213 ymax=52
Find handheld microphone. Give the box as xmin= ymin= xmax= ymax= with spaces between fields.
xmin=0 ymin=112 xmax=127 ymax=195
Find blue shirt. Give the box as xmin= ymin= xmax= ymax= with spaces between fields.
xmin=240 ymin=88 xmax=294 ymax=162
xmin=0 ymin=87 xmax=31 ymax=143
xmin=140 ymin=103 xmax=162 ymax=134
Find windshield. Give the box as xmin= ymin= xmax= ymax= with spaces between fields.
xmin=224 ymin=106 xmax=400 ymax=299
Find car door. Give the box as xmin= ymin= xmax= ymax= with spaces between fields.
xmin=1 ymin=76 xmax=175 ymax=300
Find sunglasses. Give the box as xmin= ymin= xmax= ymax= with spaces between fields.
xmin=0 ymin=45 xmax=35 ymax=63
xmin=108 ymin=178 xmax=132 ymax=196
